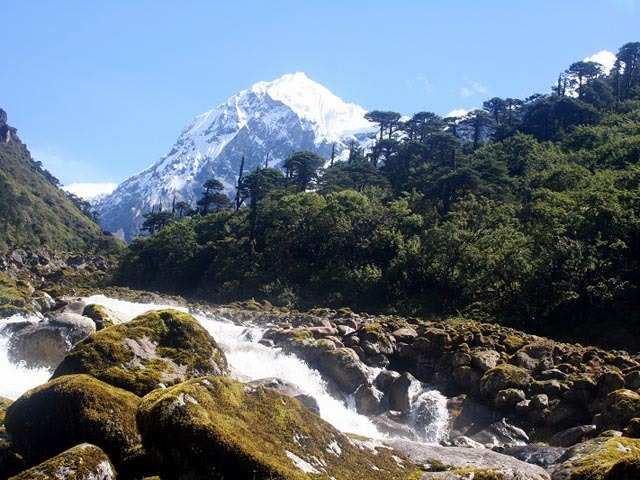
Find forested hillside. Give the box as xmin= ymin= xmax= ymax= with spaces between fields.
xmin=118 ymin=42 xmax=640 ymax=348
xmin=0 ymin=109 xmax=120 ymax=253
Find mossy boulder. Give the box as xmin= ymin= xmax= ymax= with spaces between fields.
xmin=596 ymin=390 xmax=640 ymax=430
xmin=82 ymin=304 xmax=116 ymax=330
xmin=550 ymin=436 xmax=640 ymax=480
xmin=603 ymin=456 xmax=640 ymax=479
xmin=0 ymin=272 xmax=32 ymax=310
xmin=8 ymin=443 xmax=116 ymax=480
xmin=137 ymin=376 xmax=422 ymax=480
xmin=480 ymin=364 xmax=532 ymax=399
xmin=52 ymin=309 xmax=229 ymax=396
xmin=5 ymin=374 xmax=141 ymax=467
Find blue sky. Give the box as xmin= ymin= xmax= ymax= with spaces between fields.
xmin=1 ymin=0 xmax=639 ymax=187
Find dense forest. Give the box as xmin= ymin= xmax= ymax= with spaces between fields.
xmin=118 ymin=42 xmax=640 ymax=347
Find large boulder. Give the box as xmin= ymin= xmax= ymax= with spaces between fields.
xmin=596 ymin=389 xmax=640 ymax=430
xmin=137 ymin=376 xmax=422 ymax=480
xmin=7 ymin=313 xmax=96 ymax=369
xmin=550 ymin=436 xmax=640 ymax=480
xmin=5 ymin=374 xmax=141 ymax=467
xmin=1 ymin=397 xmax=25 ymax=479
xmin=53 ymin=309 xmax=229 ymax=396
xmin=480 ymin=364 xmax=532 ymax=399
xmin=386 ymin=439 xmax=550 ymax=480
xmin=8 ymin=443 xmax=116 ymax=480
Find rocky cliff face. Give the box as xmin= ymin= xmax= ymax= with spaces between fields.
xmin=96 ymin=73 xmax=374 ymax=239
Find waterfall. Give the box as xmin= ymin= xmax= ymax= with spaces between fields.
xmin=0 ymin=295 xmax=450 ymax=443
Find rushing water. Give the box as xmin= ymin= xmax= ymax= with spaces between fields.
xmin=0 ymin=294 xmax=449 ymax=442
xmin=0 ymin=314 xmax=52 ymax=400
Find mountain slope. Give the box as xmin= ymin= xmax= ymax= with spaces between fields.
xmin=0 ymin=109 xmax=116 ymax=252
xmin=97 ymin=72 xmax=373 ymax=239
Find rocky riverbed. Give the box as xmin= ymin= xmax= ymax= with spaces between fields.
xmin=1 ymin=271 xmax=640 ymax=478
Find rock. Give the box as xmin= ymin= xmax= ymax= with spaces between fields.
xmin=375 ymin=370 xmax=401 ymax=392
xmin=247 ymin=378 xmax=320 ymax=415
xmin=315 ymin=346 xmax=370 ymax=394
xmin=596 ymin=389 xmax=640 ymax=430
xmin=354 ymin=384 xmax=384 ymax=415
xmin=549 ymin=425 xmax=598 ymax=447
xmin=512 ymin=342 xmax=555 ymax=372
xmin=597 ymin=370 xmax=626 ymax=397
xmin=530 ymin=379 xmax=566 ymax=398
xmin=480 ymin=364 xmax=532 ymax=399
xmin=625 ymin=370 xmax=640 ymax=390
xmin=47 ymin=312 xmax=96 ymax=342
xmin=82 ymin=304 xmax=121 ymax=330
xmin=392 ymin=327 xmax=417 ymax=343
xmin=603 ymin=455 xmax=640 ymax=479
xmin=550 ymin=436 xmax=640 ymax=480
xmin=469 ymin=418 xmax=529 ymax=448
xmin=470 ymin=349 xmax=500 ymax=372
xmin=452 ymin=366 xmax=482 ymax=393
xmin=624 ymin=418 xmax=640 ymax=438
xmin=499 ymin=444 xmax=566 ymax=468
xmin=495 ymin=388 xmax=526 ymax=410
xmin=7 ymin=322 xmax=69 ymax=369
xmin=5 ymin=374 xmax=141 ymax=468
xmin=388 ymin=372 xmax=416 ymax=413
xmin=8 ymin=443 xmax=116 ymax=480
xmin=137 ymin=376 xmax=421 ymax=479
xmin=449 ymin=435 xmax=485 ymax=449
xmin=539 ymin=369 xmax=569 ymax=381
xmin=53 ymin=309 xmax=229 ymax=396
xmin=386 ymin=439 xmax=550 ymax=480
xmin=371 ymin=412 xmax=418 ymax=440
xmin=530 ymin=394 xmax=549 ymax=410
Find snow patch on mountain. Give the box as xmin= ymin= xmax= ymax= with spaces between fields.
xmin=96 ymin=73 xmax=374 ymax=239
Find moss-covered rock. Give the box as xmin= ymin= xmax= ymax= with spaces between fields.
xmin=81 ymin=304 xmax=115 ymax=330
xmin=137 ymin=376 xmax=422 ymax=480
xmin=0 ymin=272 xmax=32 ymax=309
xmin=604 ymin=455 xmax=640 ymax=479
xmin=8 ymin=443 xmax=116 ymax=480
xmin=52 ymin=309 xmax=229 ymax=396
xmin=480 ymin=364 xmax=532 ymax=399
xmin=5 ymin=374 xmax=141 ymax=467
xmin=550 ymin=436 xmax=640 ymax=480
xmin=597 ymin=390 xmax=640 ymax=430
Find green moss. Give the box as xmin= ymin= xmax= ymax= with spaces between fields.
xmin=52 ymin=309 xmax=229 ymax=396
xmin=138 ymin=376 xmax=422 ymax=480
xmin=0 ymin=272 xmax=31 ymax=307
xmin=5 ymin=374 xmax=141 ymax=467
xmin=480 ymin=364 xmax=531 ymax=398
xmin=82 ymin=304 xmax=114 ymax=330
xmin=503 ymin=335 xmax=528 ymax=352
xmin=451 ymin=468 xmax=505 ymax=480
xmin=8 ymin=443 xmax=115 ymax=480
xmin=565 ymin=437 xmax=640 ymax=480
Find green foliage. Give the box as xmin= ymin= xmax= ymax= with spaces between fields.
xmin=0 ymin=133 xmax=119 ymax=253
xmin=117 ymin=41 xmax=640 ymax=348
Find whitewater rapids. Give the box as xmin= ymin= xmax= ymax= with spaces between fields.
xmin=0 ymin=295 xmax=448 ymax=442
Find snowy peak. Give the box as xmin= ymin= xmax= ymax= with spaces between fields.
xmin=97 ymin=73 xmax=374 ymax=239
xmin=250 ymin=72 xmax=371 ymax=141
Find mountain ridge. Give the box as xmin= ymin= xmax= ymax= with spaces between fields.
xmin=97 ymin=72 xmax=374 ymax=239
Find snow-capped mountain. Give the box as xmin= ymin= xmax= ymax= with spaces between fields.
xmin=97 ymin=72 xmax=374 ymax=239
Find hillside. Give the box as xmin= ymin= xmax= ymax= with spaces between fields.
xmin=0 ymin=109 xmax=118 ymax=253
xmin=117 ymin=41 xmax=640 ymax=350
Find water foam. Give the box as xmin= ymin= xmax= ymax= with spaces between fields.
xmin=0 ymin=314 xmax=52 ymax=400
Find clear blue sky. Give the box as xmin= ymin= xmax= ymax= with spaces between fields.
xmin=1 ymin=0 xmax=639 ymax=185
